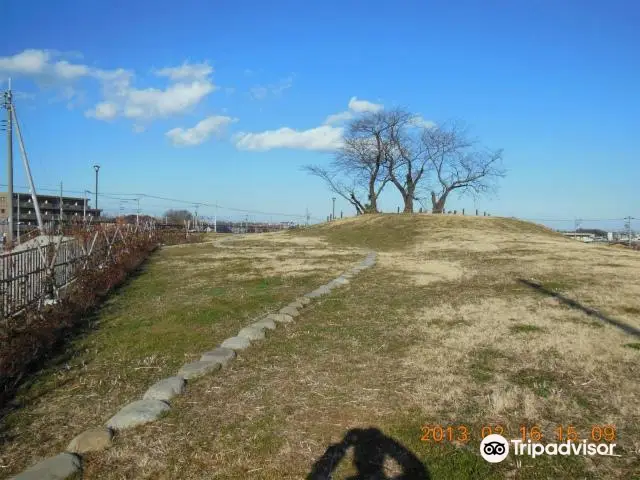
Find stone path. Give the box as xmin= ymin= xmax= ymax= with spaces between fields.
xmin=10 ymin=252 xmax=377 ymax=479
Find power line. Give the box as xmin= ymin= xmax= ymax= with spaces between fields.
xmin=0 ymin=183 xmax=323 ymax=221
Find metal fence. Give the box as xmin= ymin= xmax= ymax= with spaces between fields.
xmin=0 ymin=222 xmax=158 ymax=318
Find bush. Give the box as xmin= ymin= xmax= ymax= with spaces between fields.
xmin=0 ymin=228 xmax=174 ymax=410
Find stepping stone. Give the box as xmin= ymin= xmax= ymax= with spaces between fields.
xmin=67 ymin=428 xmax=113 ymax=454
xmin=288 ymin=300 xmax=305 ymax=309
xmin=252 ymin=318 xmax=277 ymax=330
xmin=221 ymin=336 xmax=251 ymax=350
xmin=306 ymin=285 xmax=331 ymax=297
xmin=296 ymin=297 xmax=311 ymax=306
xmin=12 ymin=453 xmax=81 ymax=480
xmin=200 ymin=347 xmax=236 ymax=366
xmin=106 ymin=399 xmax=170 ymax=431
xmin=238 ymin=326 xmax=265 ymax=341
xmin=279 ymin=306 xmax=300 ymax=317
xmin=266 ymin=313 xmax=294 ymax=324
xmin=143 ymin=376 xmax=186 ymax=401
xmin=178 ymin=360 xmax=221 ymax=380
xmin=333 ymin=277 xmax=350 ymax=285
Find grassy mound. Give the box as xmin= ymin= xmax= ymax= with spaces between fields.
xmin=292 ymin=214 xmax=561 ymax=251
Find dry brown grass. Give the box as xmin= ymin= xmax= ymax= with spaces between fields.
xmin=0 ymin=233 xmax=365 ymax=479
xmin=2 ymin=217 xmax=639 ymax=479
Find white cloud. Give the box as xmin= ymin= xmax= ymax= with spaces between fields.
xmin=85 ymin=101 xmax=118 ymax=120
xmin=0 ymin=49 xmax=50 ymax=75
xmin=92 ymin=68 xmax=134 ymax=96
xmin=272 ymin=75 xmax=293 ymax=95
xmin=88 ymin=64 xmax=217 ymax=123
xmin=154 ymin=61 xmax=213 ymax=81
xmin=0 ymin=50 xmax=93 ymax=88
xmin=324 ymin=111 xmax=354 ymax=125
xmin=323 ymin=96 xmax=383 ymax=125
xmin=54 ymin=60 xmax=90 ymax=80
xmin=250 ymin=85 xmax=268 ymax=100
xmin=166 ymin=115 xmax=238 ymax=146
xmin=348 ymin=96 xmax=383 ymax=113
xmin=250 ymin=75 xmax=294 ymax=100
xmin=13 ymin=91 xmax=36 ymax=101
xmin=1 ymin=50 xmax=220 ymax=126
xmin=234 ymin=125 xmax=343 ymax=151
xmin=235 ymin=95 xmax=385 ymax=152
xmin=410 ymin=115 xmax=437 ymax=129
xmin=122 ymin=80 xmax=216 ymax=120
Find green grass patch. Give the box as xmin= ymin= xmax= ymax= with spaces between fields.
xmin=620 ymin=306 xmax=640 ymax=315
xmin=509 ymin=368 xmax=560 ymax=398
xmin=0 ymin=238 xmax=356 ymax=477
xmin=509 ymin=323 xmax=546 ymax=334
xmin=541 ymin=280 xmax=576 ymax=292
xmin=292 ymin=214 xmax=426 ymax=251
xmin=293 ymin=214 xmax=559 ymax=252
xmin=469 ymin=347 xmax=510 ymax=383
xmin=623 ymin=342 xmax=640 ymax=350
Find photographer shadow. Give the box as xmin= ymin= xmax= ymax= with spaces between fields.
xmin=308 ymin=427 xmax=430 ymax=480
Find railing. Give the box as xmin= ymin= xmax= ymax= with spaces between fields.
xmin=0 ymin=222 xmax=159 ymax=318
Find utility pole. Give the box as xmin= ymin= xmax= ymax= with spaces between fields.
xmin=305 ymin=208 xmax=310 ymax=226
xmin=59 ymin=181 xmax=63 ymax=225
xmin=136 ymin=198 xmax=140 ymax=226
xmin=93 ymin=164 xmax=100 ymax=211
xmin=191 ymin=204 xmax=198 ymax=231
xmin=16 ymin=192 xmax=20 ymax=243
xmin=624 ymin=216 xmax=633 ymax=246
xmin=83 ymin=190 xmax=88 ymax=221
xmin=4 ymin=81 xmax=14 ymax=243
xmin=332 ymin=197 xmax=336 ymax=221
xmin=574 ymin=218 xmax=582 ymax=240
xmin=12 ymin=103 xmax=44 ymax=233
xmin=214 ymin=201 xmax=218 ymax=233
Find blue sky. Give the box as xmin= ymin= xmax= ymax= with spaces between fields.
xmin=1 ymin=0 xmax=638 ymax=230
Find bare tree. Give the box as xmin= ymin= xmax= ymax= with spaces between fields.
xmin=302 ymin=165 xmax=369 ymax=214
xmin=382 ymin=109 xmax=429 ymax=213
xmin=303 ymin=112 xmax=392 ymax=214
xmin=422 ymin=122 xmax=505 ymax=213
xmin=164 ymin=209 xmax=193 ymax=224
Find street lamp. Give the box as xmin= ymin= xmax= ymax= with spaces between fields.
xmin=332 ymin=197 xmax=336 ymax=221
xmin=93 ymin=164 xmax=101 ymax=211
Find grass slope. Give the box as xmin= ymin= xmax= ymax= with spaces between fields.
xmin=2 ymin=216 xmax=639 ymax=479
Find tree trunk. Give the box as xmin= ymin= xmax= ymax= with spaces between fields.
xmin=350 ymin=193 xmax=366 ymax=215
xmin=402 ymin=183 xmax=416 ymax=213
xmin=431 ymin=190 xmax=449 ymax=214
xmin=368 ymin=177 xmax=379 ymax=213
xmin=403 ymin=195 xmax=413 ymax=213
xmin=368 ymin=194 xmax=378 ymax=213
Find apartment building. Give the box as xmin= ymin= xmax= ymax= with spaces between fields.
xmin=0 ymin=192 xmax=101 ymax=235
